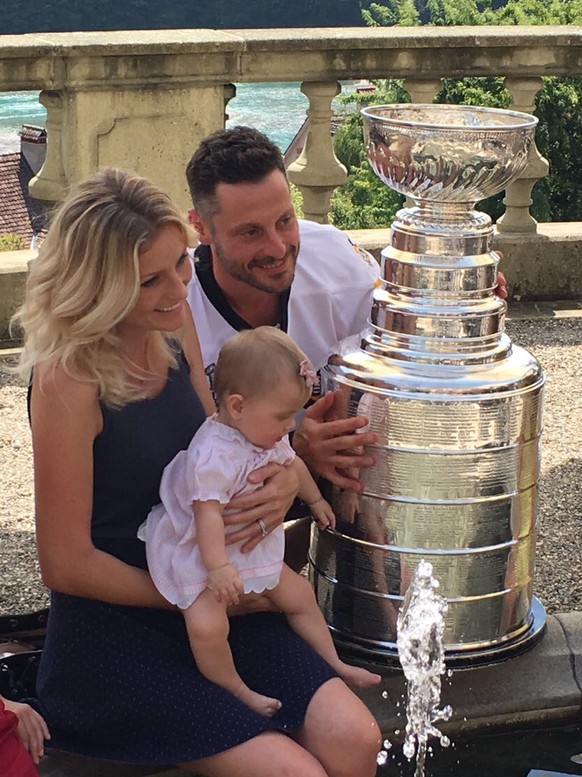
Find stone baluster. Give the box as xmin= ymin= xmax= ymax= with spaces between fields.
xmin=497 ymin=77 xmax=549 ymax=234
xmin=287 ymin=81 xmax=347 ymax=224
xmin=29 ymin=90 xmax=68 ymax=204
xmin=402 ymin=77 xmax=442 ymax=105
xmin=223 ymin=83 xmax=236 ymax=123
xmin=50 ymin=84 xmax=226 ymax=213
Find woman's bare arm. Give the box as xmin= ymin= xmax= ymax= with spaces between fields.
xmin=1 ymin=696 xmax=50 ymax=765
xmin=30 ymin=364 xmax=170 ymax=608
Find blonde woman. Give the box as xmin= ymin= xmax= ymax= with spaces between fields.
xmin=14 ymin=168 xmax=381 ymax=777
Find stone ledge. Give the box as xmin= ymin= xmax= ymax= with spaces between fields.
xmin=357 ymin=613 xmax=582 ymax=743
xmin=0 ymin=249 xmax=31 ymax=343
xmin=507 ymin=300 xmax=582 ymax=320
xmin=3 ymin=26 xmax=582 ymax=87
xmin=554 ymin=612 xmax=582 ymax=698
xmin=3 ymin=223 xmax=582 ymax=345
xmin=346 ymin=222 xmax=582 ymax=302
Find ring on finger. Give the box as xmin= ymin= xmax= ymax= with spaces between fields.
xmin=256 ymin=518 xmax=268 ymax=537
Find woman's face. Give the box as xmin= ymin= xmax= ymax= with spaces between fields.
xmin=121 ymin=224 xmax=192 ymax=335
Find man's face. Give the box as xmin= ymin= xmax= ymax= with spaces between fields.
xmin=191 ymin=170 xmax=300 ymax=294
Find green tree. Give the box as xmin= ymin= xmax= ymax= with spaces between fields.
xmin=290 ymin=182 xmax=304 ymax=218
xmin=0 ymin=234 xmax=25 ymax=252
xmin=330 ymin=82 xmax=407 ymax=228
xmin=492 ymin=0 xmax=582 ymax=24
xmin=331 ymin=0 xmax=582 ymax=228
xmin=362 ymin=0 xmax=419 ymax=25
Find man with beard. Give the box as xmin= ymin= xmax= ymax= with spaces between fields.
xmin=185 ymin=126 xmax=380 ymax=567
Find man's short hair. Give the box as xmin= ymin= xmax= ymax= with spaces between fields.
xmin=186 ymin=126 xmax=287 ymax=217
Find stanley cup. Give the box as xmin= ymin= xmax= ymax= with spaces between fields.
xmin=309 ymin=104 xmax=546 ymax=663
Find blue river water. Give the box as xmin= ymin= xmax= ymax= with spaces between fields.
xmin=0 ymin=82 xmax=353 ymax=155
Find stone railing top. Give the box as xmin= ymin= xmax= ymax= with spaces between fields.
xmin=2 ymin=25 xmax=582 ymax=89
xmin=2 ymin=25 xmax=582 ymax=50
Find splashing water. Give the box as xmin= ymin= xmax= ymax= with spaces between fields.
xmin=397 ymin=559 xmax=452 ymax=777
xmin=376 ymin=737 xmax=393 ymax=767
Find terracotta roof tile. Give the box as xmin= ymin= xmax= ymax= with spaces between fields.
xmin=0 ymin=151 xmax=46 ymax=246
xmin=19 ymin=124 xmax=47 ymax=144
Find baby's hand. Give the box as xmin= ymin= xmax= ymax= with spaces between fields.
xmin=3 ymin=699 xmax=50 ymax=765
xmin=337 ymin=490 xmax=359 ymax=525
xmin=208 ymin=563 xmax=244 ymax=606
xmin=309 ymin=498 xmax=336 ymax=530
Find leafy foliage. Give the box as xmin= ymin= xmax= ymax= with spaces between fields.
xmin=534 ymin=77 xmax=582 ymax=221
xmin=330 ymin=84 xmax=407 ymax=228
xmin=0 ymin=233 xmax=25 ymax=252
xmin=330 ymin=0 xmax=582 ymax=228
xmin=290 ymin=183 xmax=304 ymax=219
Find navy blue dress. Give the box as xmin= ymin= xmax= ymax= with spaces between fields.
xmin=35 ymin=354 xmax=335 ymax=764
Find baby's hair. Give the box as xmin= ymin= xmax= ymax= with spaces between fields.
xmin=214 ymin=326 xmax=313 ymax=406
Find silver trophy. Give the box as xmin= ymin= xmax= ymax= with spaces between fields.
xmin=309 ymin=104 xmax=546 ymax=664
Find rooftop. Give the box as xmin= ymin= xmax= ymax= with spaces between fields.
xmin=0 ymin=148 xmax=46 ymax=245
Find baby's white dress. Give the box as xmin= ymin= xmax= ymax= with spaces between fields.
xmin=140 ymin=416 xmax=294 ymax=610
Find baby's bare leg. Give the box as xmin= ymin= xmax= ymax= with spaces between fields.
xmin=265 ymin=566 xmax=381 ymax=689
xmin=183 ymin=589 xmax=281 ymax=716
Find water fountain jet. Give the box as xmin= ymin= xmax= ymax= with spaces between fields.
xmin=397 ymin=559 xmax=451 ymax=777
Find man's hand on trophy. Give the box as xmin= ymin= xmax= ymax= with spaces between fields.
xmin=495 ymin=270 xmax=508 ymax=300
xmin=293 ymin=391 xmax=377 ymax=492
xmin=494 ymin=244 xmax=507 ymax=299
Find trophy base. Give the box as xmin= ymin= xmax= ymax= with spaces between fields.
xmin=331 ymin=596 xmax=547 ymax=670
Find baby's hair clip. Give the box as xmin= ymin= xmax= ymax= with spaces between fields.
xmin=299 ymin=359 xmax=318 ymax=389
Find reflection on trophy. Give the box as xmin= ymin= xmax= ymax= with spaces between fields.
xmin=309 ymin=104 xmax=546 ymax=664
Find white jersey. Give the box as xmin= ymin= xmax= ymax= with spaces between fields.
xmin=188 ymin=218 xmax=381 ymax=392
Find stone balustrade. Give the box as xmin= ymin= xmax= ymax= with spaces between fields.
xmin=2 ymin=26 xmax=581 ymax=215
xmin=1 ymin=26 xmax=582 ymax=342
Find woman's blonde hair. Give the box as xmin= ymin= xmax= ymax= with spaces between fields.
xmin=12 ymin=167 xmax=195 ymax=406
xmin=214 ymin=326 xmax=313 ymax=407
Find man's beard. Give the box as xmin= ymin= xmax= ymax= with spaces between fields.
xmin=214 ymin=242 xmax=299 ymax=294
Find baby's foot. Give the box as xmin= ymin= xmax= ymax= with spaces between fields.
xmin=236 ymin=687 xmax=282 ymax=717
xmin=336 ymin=661 xmax=382 ymax=688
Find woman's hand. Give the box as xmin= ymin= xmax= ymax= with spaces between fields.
xmin=223 ymin=462 xmax=299 ymax=552
xmin=292 ymin=392 xmax=377 ymax=491
xmin=3 ymin=699 xmax=50 ymax=765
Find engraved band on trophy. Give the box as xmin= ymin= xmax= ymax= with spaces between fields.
xmin=309 ymin=104 xmax=546 ymax=664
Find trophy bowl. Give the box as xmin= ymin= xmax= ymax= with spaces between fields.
xmin=362 ymin=103 xmax=538 ymax=205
